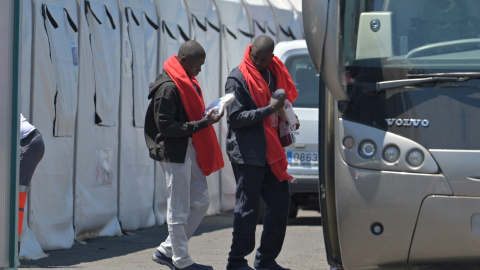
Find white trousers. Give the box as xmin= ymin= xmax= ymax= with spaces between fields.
xmin=158 ymin=138 xmax=210 ymax=269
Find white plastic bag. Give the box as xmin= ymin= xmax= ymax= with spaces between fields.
xmin=204 ymin=93 xmax=235 ymax=117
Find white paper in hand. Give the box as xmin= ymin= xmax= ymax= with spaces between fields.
xmin=204 ymin=93 xmax=235 ymax=116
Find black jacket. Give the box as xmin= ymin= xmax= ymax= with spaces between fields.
xmin=144 ymin=72 xmax=209 ymax=163
xmin=225 ymin=67 xmax=275 ymax=166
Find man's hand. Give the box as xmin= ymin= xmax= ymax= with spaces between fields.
xmin=269 ymin=95 xmax=286 ymax=113
xmin=204 ymin=107 xmax=224 ymax=125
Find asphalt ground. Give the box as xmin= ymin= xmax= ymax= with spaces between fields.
xmin=19 ymin=209 xmax=330 ymax=270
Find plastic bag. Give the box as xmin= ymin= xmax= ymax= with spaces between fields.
xmin=279 ymin=120 xmax=296 ymax=147
xmin=284 ymin=100 xmax=298 ymax=126
xmin=204 ymin=93 xmax=235 ymax=117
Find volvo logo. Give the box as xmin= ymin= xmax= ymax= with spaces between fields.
xmin=385 ymin=118 xmax=430 ymax=127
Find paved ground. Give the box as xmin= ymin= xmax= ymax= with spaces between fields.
xmin=19 ymin=210 xmax=330 ymax=270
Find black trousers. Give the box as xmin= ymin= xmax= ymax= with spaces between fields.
xmin=227 ymin=163 xmax=290 ymax=269
xmin=19 ymin=129 xmax=45 ymax=190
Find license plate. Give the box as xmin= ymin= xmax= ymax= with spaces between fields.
xmin=287 ymin=151 xmax=319 ymax=165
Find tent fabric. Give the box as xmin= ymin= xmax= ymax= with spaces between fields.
xmin=19 ymin=0 xmax=33 ymax=117
xmin=125 ymin=1 xmax=159 ymax=128
xmin=153 ymin=0 xmax=192 ymax=224
xmin=117 ymin=0 xmax=158 ymax=232
xmin=185 ymin=0 xmax=223 ymax=215
xmin=28 ymin=0 xmax=77 ymax=251
xmin=216 ymin=0 xmax=253 ymax=71
xmin=18 ymin=0 xmax=46 ymax=259
xmin=242 ymin=0 xmax=278 ymax=43
xmin=18 ymin=205 xmax=47 ymax=260
xmin=285 ymin=0 xmax=304 ymax=38
xmin=42 ymin=3 xmax=79 ymax=137
xmin=73 ymin=0 xmax=122 ymax=242
xmin=216 ymin=0 xmax=253 ymax=211
xmin=269 ymin=0 xmax=303 ymax=41
xmin=18 ymin=0 xmax=302 ymax=259
xmin=85 ymin=0 xmax=122 ymax=127
xmin=156 ymin=0 xmax=191 ymax=68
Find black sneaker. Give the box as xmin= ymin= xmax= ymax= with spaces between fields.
xmin=174 ymin=263 xmax=214 ymax=270
xmin=152 ymin=250 xmax=174 ymax=269
xmin=227 ymin=265 xmax=254 ymax=270
xmin=255 ymin=263 xmax=290 ymax=270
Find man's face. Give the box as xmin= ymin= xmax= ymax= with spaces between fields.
xmin=180 ymin=56 xmax=205 ymax=78
xmin=250 ymin=47 xmax=273 ymax=71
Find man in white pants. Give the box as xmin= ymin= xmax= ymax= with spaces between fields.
xmin=144 ymin=40 xmax=225 ymax=270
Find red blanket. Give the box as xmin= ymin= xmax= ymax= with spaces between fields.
xmin=164 ymin=56 xmax=224 ymax=176
xmin=239 ymin=45 xmax=298 ymax=182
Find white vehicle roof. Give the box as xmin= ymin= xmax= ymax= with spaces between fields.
xmin=274 ymin=39 xmax=308 ymax=62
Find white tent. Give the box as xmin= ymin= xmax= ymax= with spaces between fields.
xmin=156 ymin=0 xmax=191 ymax=68
xmin=17 ymin=0 xmax=302 ymax=259
xmin=185 ymin=0 xmax=223 ymax=215
xmin=117 ymin=0 xmax=159 ymax=231
xmin=216 ymin=0 xmax=253 ymax=211
xmin=153 ymin=0 xmax=192 ymax=224
xmin=73 ymin=0 xmax=123 ymax=241
xmin=18 ymin=0 xmax=47 ymax=260
xmin=242 ymin=0 xmax=278 ymax=43
xmin=286 ymin=0 xmax=304 ymax=38
xmin=217 ymin=0 xmax=253 ymax=71
xmin=27 ymin=0 xmax=78 ymax=251
xmin=19 ymin=0 xmax=33 ymax=118
xmin=268 ymin=0 xmax=303 ymax=41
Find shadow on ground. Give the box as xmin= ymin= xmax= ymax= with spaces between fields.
xmin=19 ymin=211 xmax=320 ymax=268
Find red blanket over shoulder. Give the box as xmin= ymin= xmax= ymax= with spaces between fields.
xmin=239 ymin=45 xmax=298 ymax=182
xmin=164 ymin=56 xmax=224 ymax=176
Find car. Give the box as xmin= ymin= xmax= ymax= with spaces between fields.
xmin=258 ymin=39 xmax=320 ymax=223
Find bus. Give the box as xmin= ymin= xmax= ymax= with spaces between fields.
xmin=302 ymin=0 xmax=480 ymax=269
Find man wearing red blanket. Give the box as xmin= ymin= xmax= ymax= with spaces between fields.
xmin=145 ymin=40 xmax=224 ymax=270
xmin=224 ymin=35 xmax=298 ymax=270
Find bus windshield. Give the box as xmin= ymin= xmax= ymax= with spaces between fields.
xmin=342 ymin=0 xmax=480 ymax=82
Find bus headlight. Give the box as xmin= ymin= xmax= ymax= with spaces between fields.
xmin=383 ymin=145 xmax=400 ymax=163
xmin=407 ymin=149 xmax=424 ymax=167
xmin=358 ymin=140 xmax=376 ymax=159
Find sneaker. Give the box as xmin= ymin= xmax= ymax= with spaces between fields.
xmin=227 ymin=265 xmax=254 ymax=270
xmin=174 ymin=263 xmax=214 ymax=270
xmin=255 ymin=263 xmax=290 ymax=270
xmin=152 ymin=250 xmax=174 ymax=269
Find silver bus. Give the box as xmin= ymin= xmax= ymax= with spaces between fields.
xmin=303 ymin=0 xmax=480 ymax=269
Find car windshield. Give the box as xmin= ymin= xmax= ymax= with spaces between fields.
xmin=284 ymin=54 xmax=320 ymax=108
xmin=342 ymin=0 xmax=480 ymax=82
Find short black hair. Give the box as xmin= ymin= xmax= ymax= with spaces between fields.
xmin=252 ymin=35 xmax=274 ymax=53
xmin=178 ymin=40 xmax=206 ymax=60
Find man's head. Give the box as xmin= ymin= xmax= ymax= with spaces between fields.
xmin=177 ymin=40 xmax=206 ymax=78
xmin=250 ymin=35 xmax=275 ymax=71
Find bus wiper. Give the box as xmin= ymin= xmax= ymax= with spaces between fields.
xmin=371 ymin=72 xmax=480 ymax=93
xmin=407 ymin=72 xmax=480 ymax=79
